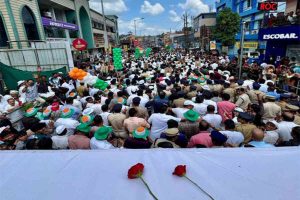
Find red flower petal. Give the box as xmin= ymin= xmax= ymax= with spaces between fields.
xmin=128 ymin=163 xmax=144 ymax=179
xmin=173 ymin=165 xmax=186 ymax=177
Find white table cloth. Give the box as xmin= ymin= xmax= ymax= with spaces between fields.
xmin=1 ymin=148 xmax=300 ymax=200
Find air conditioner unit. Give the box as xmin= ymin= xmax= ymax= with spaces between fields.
xmin=251 ymin=30 xmax=258 ymax=34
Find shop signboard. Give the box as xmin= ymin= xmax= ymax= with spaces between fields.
xmin=42 ymin=17 xmax=79 ymax=31
xmin=258 ymin=2 xmax=278 ymax=11
xmin=209 ymin=41 xmax=216 ymax=50
xmin=72 ymin=38 xmax=88 ymax=51
xmin=259 ymin=26 xmax=300 ymax=41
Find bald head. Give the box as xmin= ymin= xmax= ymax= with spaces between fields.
xmin=252 ymin=128 xmax=264 ymax=141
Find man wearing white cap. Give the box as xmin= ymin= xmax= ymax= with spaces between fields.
xmin=171 ymin=100 xmax=194 ymax=119
xmin=18 ymin=80 xmax=26 ymax=99
xmin=51 ymin=125 xmax=69 ymax=149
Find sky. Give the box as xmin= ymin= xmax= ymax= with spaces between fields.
xmin=89 ymin=0 xmax=216 ymax=36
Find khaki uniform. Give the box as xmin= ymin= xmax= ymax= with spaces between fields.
xmin=235 ymin=93 xmax=251 ymax=111
xmin=235 ymin=124 xmax=257 ymax=144
xmin=262 ymin=102 xmax=282 ymax=120
xmin=126 ymin=106 xmax=149 ymax=119
xmin=247 ymin=90 xmax=265 ymax=105
xmin=183 ymin=86 xmax=190 ymax=94
xmin=212 ymin=84 xmax=224 ymax=93
xmin=173 ymin=98 xmax=186 ymax=108
xmin=223 ymin=88 xmax=236 ymax=103
xmin=276 ymin=101 xmax=288 ymax=111
xmin=294 ymin=115 xmax=300 ymax=125
xmin=187 ymin=91 xmax=197 ymax=99
xmin=194 ymin=84 xmax=203 ymax=92
xmin=108 ymin=113 xmax=127 ymax=139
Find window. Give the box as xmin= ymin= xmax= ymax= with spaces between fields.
xmin=69 ymin=30 xmax=78 ymax=38
xmin=22 ymin=6 xmax=40 ymax=40
xmin=247 ymin=0 xmax=251 ymax=8
xmin=253 ymin=20 xmax=263 ymax=30
xmin=44 ymin=26 xmax=65 ymax=38
xmin=0 ymin=16 xmax=8 ymax=47
xmin=243 ymin=0 xmax=252 ymax=11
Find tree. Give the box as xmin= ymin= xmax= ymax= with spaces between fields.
xmin=213 ymin=8 xmax=240 ymax=46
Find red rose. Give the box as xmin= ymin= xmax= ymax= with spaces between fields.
xmin=128 ymin=163 xmax=144 ymax=179
xmin=173 ymin=165 xmax=186 ymax=177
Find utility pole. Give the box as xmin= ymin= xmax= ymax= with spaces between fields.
xmin=182 ymin=12 xmax=189 ymax=52
xmin=238 ymin=21 xmax=246 ymax=79
xmin=134 ymin=18 xmax=144 ymax=36
xmin=100 ymin=0 xmax=109 ymax=52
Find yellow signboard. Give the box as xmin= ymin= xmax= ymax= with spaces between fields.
xmin=210 ymin=41 xmax=216 ymax=50
xmin=123 ymin=45 xmax=128 ymax=52
xmin=235 ymin=42 xmax=258 ymax=49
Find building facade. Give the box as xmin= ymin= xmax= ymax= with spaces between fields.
xmin=90 ymin=10 xmax=119 ymax=54
xmin=0 ymin=0 xmax=119 ymax=53
xmin=258 ymin=0 xmax=300 ymax=63
xmin=193 ymin=12 xmax=216 ymax=50
xmin=215 ymin=0 xmax=265 ymax=56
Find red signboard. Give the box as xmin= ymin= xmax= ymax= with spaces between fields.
xmin=72 ymin=38 xmax=88 ymax=51
xmin=258 ymin=2 xmax=278 ymax=11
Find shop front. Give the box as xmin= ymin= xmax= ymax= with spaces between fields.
xmin=258 ymin=25 xmax=300 ymax=63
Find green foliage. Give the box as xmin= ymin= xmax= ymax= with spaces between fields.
xmin=213 ymin=8 xmax=241 ymax=46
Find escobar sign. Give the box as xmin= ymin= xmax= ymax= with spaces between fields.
xmin=263 ymin=33 xmax=298 ymax=40
xmin=258 ymin=2 xmax=278 ymax=11
xmin=259 ymin=26 xmax=300 ymax=41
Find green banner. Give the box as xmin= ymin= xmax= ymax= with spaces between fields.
xmin=135 ymin=48 xmax=141 ymax=59
xmin=0 ymin=62 xmax=67 ymax=90
xmin=145 ymin=48 xmax=152 ymax=58
xmin=113 ymin=48 xmax=123 ymax=71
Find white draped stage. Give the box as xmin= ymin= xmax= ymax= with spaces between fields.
xmin=0 ymin=148 xmax=300 ymax=200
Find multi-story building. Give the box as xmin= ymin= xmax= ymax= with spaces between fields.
xmin=90 ymin=10 xmax=119 ymax=54
xmin=258 ymin=0 xmax=300 ymax=63
xmin=193 ymin=12 xmax=216 ymax=50
xmin=0 ymin=0 xmax=119 ymax=53
xmin=215 ymin=0 xmax=266 ymax=55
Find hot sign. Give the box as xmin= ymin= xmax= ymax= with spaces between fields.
xmin=72 ymin=38 xmax=88 ymax=51
xmin=258 ymin=2 xmax=278 ymax=11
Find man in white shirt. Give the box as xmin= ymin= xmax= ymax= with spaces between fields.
xmin=203 ymin=105 xmax=222 ymax=129
xmin=203 ymin=92 xmax=217 ymax=113
xmin=90 ymin=126 xmax=115 ymax=149
xmin=242 ymin=73 xmax=254 ymax=90
xmin=220 ymin=119 xmax=244 ymax=147
xmin=100 ymin=104 xmax=111 ymax=126
xmin=277 ymin=112 xmax=298 ymax=142
xmin=148 ymin=105 xmax=181 ymax=141
xmin=52 ymin=125 xmax=69 ymax=149
xmin=126 ymin=80 xmax=139 ymax=95
xmin=171 ymin=100 xmax=194 ymax=119
xmin=193 ymin=96 xmax=208 ymax=116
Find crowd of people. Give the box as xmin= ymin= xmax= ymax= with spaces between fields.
xmin=0 ymin=50 xmax=299 ymax=150
xmin=263 ymin=10 xmax=300 ymax=27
